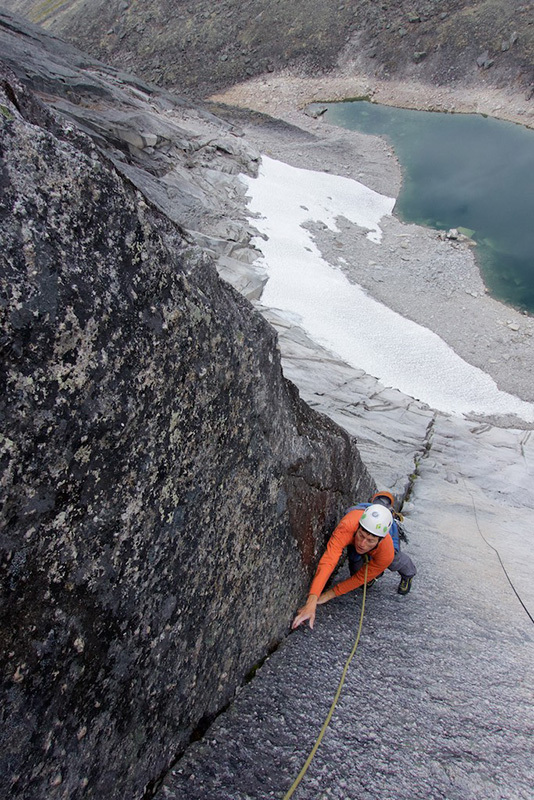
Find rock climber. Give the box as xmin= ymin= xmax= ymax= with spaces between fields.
xmin=291 ymin=503 xmax=394 ymax=630
xmin=292 ymin=494 xmax=416 ymax=630
xmin=350 ymin=491 xmax=417 ymax=597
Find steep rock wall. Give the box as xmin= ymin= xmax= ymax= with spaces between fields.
xmin=0 ymin=69 xmax=373 ymax=799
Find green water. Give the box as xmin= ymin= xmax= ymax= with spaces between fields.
xmin=313 ymin=101 xmax=534 ymax=314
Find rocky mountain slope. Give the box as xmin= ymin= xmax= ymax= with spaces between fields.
xmin=2 ymin=7 xmax=533 ymax=800
xmin=4 ymin=0 xmax=534 ymax=99
xmin=0 ymin=12 xmax=375 ymax=799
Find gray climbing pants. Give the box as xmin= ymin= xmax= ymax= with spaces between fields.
xmin=388 ymin=548 xmax=417 ymax=578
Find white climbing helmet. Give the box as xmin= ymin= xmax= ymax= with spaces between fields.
xmin=360 ymin=504 xmax=393 ymax=538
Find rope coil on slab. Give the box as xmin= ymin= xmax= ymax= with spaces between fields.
xmin=283 ymin=561 xmax=369 ymax=799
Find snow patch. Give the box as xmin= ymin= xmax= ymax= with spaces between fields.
xmin=242 ymin=155 xmax=534 ymax=422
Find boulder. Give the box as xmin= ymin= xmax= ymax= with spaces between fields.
xmin=0 ymin=65 xmax=373 ymax=799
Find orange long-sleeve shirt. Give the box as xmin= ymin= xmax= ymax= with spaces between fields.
xmin=309 ymin=509 xmax=395 ymax=598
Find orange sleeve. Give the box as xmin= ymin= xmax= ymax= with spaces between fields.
xmin=332 ymin=533 xmax=395 ymax=596
xmin=309 ymin=510 xmax=363 ymax=598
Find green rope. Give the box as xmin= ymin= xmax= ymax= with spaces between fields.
xmin=283 ymin=561 xmax=369 ymax=799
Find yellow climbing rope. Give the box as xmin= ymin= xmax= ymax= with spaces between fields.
xmin=283 ymin=561 xmax=369 ymax=800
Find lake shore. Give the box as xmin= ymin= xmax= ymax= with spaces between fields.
xmin=210 ymin=72 xmax=534 ymax=417
xmin=210 ymin=69 xmax=534 ymax=129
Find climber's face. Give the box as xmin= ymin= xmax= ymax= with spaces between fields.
xmin=354 ymin=526 xmax=381 ymax=554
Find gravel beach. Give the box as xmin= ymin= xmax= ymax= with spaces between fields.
xmin=210 ymin=73 xmax=534 ymax=414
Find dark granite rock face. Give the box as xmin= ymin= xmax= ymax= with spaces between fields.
xmin=0 ymin=69 xmax=373 ymax=798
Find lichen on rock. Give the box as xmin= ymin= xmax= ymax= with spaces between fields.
xmin=0 ymin=64 xmax=372 ymax=799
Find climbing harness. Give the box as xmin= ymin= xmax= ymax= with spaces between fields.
xmin=283 ymin=561 xmax=369 ymax=799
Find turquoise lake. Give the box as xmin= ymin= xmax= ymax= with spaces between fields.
xmin=312 ymin=101 xmax=534 ymax=314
